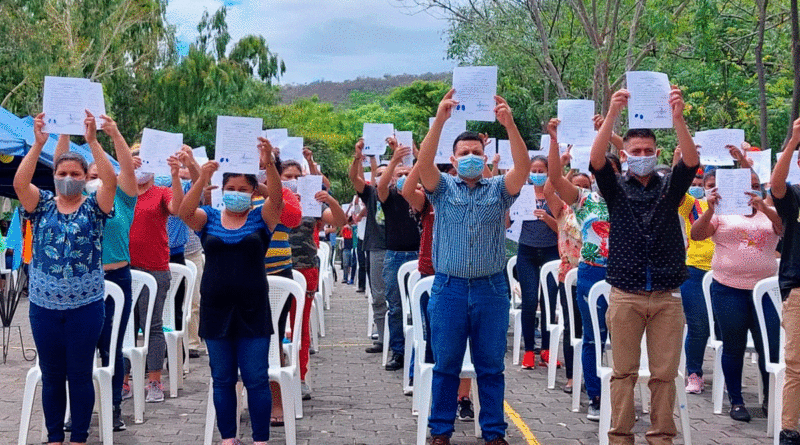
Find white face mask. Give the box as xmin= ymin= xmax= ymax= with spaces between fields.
xmin=84 ymin=178 xmax=102 ymax=194
xmin=625 ymin=152 xmax=658 ymax=177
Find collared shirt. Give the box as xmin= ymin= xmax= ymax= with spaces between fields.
xmin=591 ymin=159 xmax=695 ymax=291
xmin=426 ymin=173 xmax=517 ymax=279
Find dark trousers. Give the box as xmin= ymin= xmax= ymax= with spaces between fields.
xmin=169 ymin=251 xmax=186 ymax=330
xmin=516 ymin=243 xmax=560 ymax=352
xmin=357 ymin=242 xmax=367 ymax=290
xmin=99 ymin=266 xmax=133 ymax=410
xmin=30 ymin=299 xmax=105 ymax=443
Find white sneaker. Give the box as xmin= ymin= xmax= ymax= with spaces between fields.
xmin=145 ymin=380 xmax=165 ymax=403
xmin=685 ymin=373 xmax=704 ymax=394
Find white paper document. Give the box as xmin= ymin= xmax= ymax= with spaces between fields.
xmin=281 ymin=137 xmax=304 ymax=162
xmin=215 ymin=116 xmax=263 ymax=174
xmin=138 ymin=128 xmax=183 ymax=175
xmin=570 ymin=145 xmax=592 ymax=174
xmin=209 ymin=171 xmax=225 ymax=210
xmin=506 ymin=219 xmax=523 ymax=242
xmin=451 ymin=66 xmax=498 ymax=122
xmin=497 ymin=140 xmax=513 ymax=170
xmin=509 ymin=185 xmax=539 ymax=221
xmin=86 ymin=82 xmax=106 ymax=129
xmin=540 ymin=134 xmax=551 ymax=151
xmin=430 ymin=117 xmax=466 ymax=164
xmin=363 ymin=123 xmax=394 ymax=156
xmin=626 ymin=71 xmax=672 ymax=129
xmin=193 ymin=146 xmax=208 ymax=161
xmin=694 ymin=129 xmax=744 ymax=166
xmin=746 ymin=150 xmax=772 ymax=184
xmin=42 ymin=76 xmax=91 ymax=135
xmin=298 ymin=175 xmax=323 ymax=218
xmin=558 ymin=100 xmax=596 ymax=146
xmin=264 ymin=128 xmax=288 ymax=149
xmin=528 ymin=150 xmax=545 ymax=160
xmin=395 ymin=130 xmax=415 ymax=167
xmin=715 ymin=168 xmax=753 ymax=216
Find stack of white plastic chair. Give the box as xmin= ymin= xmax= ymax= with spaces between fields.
xmin=203 ymin=276 xmax=304 ymax=445
xmin=124 ymin=270 xmax=157 ymax=424
xmin=752 ymin=276 xmax=784 ymax=442
xmin=313 ymin=244 xmax=328 ymax=339
xmin=410 ymin=276 xmax=481 ymax=445
xmin=396 ymin=260 xmax=419 ymax=394
xmin=162 ymin=262 xmax=196 ymax=398
xmin=318 ymin=241 xmax=333 ymax=310
xmin=19 ymin=281 xmax=125 ymax=445
xmin=365 ymin=274 xmax=374 ymax=338
xmin=291 ymin=269 xmax=308 ymax=418
xmin=505 ymin=256 xmax=523 ymax=365
xmin=563 ymin=268 xmax=584 ymax=412
xmin=587 ymin=280 xmax=691 ymax=445
xmin=540 ymin=260 xmax=564 ymax=389
xmin=404 ymin=269 xmax=421 ymax=395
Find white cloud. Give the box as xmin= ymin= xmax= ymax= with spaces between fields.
xmin=166 ymin=0 xmax=453 ymax=84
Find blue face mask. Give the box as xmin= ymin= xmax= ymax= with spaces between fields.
xmin=529 ymin=173 xmax=547 ymax=186
xmin=396 ymin=175 xmax=407 ymax=191
xmin=222 ymin=190 xmax=252 ymax=213
xmin=456 ymin=154 xmax=485 ymax=179
xmin=688 ymin=186 xmax=704 ymax=199
xmin=154 ymin=175 xmax=172 ymax=187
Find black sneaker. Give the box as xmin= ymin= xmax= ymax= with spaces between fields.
xmin=64 ymin=418 xmax=72 ymax=432
xmin=587 ymin=397 xmax=600 ymax=421
xmin=365 ymin=343 xmax=383 ymax=353
xmin=457 ymin=397 xmax=474 ymax=421
xmin=780 ymin=429 xmax=800 ymax=445
xmin=356 ymin=288 xmax=366 ymax=293
xmin=113 ymin=407 xmax=126 ymax=432
xmin=730 ymin=404 xmax=751 ymax=422
xmin=385 ymin=353 xmax=404 ymax=371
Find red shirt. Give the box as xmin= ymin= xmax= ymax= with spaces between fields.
xmin=341 ymin=225 xmax=352 ymax=239
xmin=279 ymin=187 xmax=302 ymax=228
xmin=418 ymin=200 xmax=435 ymax=276
xmin=129 ymin=185 xmax=172 ymax=271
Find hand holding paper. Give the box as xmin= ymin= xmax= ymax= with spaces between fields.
xmin=452 ymin=66 xmax=498 ymax=122
xmin=626 ymin=71 xmax=672 ymax=129
xmin=715 ymin=168 xmax=753 ymax=215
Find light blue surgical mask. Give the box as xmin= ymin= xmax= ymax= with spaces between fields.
xmin=625 ymin=153 xmax=657 ymax=177
xmin=222 ymin=190 xmax=252 ymax=213
xmin=396 ymin=175 xmax=407 ymax=191
xmin=154 ymin=175 xmax=172 ymax=187
xmin=529 ymin=173 xmax=547 ymax=186
xmin=456 ymin=154 xmax=485 ymax=179
xmin=688 ymin=186 xmax=704 ymax=199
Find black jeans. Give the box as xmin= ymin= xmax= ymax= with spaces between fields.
xmin=99 ymin=266 xmax=133 ymax=409
xmin=169 ymin=252 xmax=186 ymax=330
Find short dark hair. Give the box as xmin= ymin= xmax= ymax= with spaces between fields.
xmin=703 ymin=169 xmax=716 ymax=185
xmin=531 ymin=155 xmax=548 ymax=168
xmin=54 ymin=152 xmax=88 ymax=173
xmin=623 ymin=128 xmax=657 ymax=144
xmin=222 ymin=172 xmax=258 ymax=189
xmin=452 ymin=131 xmax=484 ymax=153
xmin=606 ymin=153 xmax=622 ymax=172
xmin=573 ymin=172 xmax=591 ymax=183
xmin=281 ymin=160 xmax=303 ymax=175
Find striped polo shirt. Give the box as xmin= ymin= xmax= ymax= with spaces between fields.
xmin=252 ymin=195 xmax=294 ymax=274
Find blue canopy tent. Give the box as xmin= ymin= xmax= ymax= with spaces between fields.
xmin=0 ymin=107 xmax=120 ymax=199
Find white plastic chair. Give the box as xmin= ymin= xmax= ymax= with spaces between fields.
xmin=317 ymin=241 xmax=333 ymax=310
xmin=540 ymin=260 xmax=563 ymax=389
xmin=19 ymin=281 xmax=125 ymax=445
xmin=291 ymin=269 xmax=307 ymax=419
xmin=124 ymin=270 xmax=157 ymax=424
xmin=397 ymin=260 xmax=419 ymax=395
xmin=203 ymin=276 xmax=304 ymax=445
xmin=563 ymin=268 xmax=583 ymax=412
xmin=163 ymin=262 xmax=196 ymax=398
xmin=365 ymin=273 xmax=374 ymax=338
xmin=752 ymin=277 xmax=784 ymax=441
xmin=588 ymin=281 xmax=691 ymax=445
xmin=410 ymin=276 xmax=481 ymax=445
xmin=506 ymin=256 xmax=523 ymax=365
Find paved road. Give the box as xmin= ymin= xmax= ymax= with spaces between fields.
xmin=1 ymin=272 xmax=775 ymax=444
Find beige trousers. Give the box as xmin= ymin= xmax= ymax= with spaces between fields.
xmin=782 ymin=288 xmax=800 ymax=430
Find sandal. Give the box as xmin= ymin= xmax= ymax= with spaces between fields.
xmin=270 ymin=415 xmax=284 ymax=427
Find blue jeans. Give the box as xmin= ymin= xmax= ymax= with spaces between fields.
xmin=30 ymin=299 xmax=105 ymax=444
xmin=383 ymin=250 xmax=419 ymax=355
xmin=575 ymin=262 xmax=608 ymax=399
xmin=206 ymin=336 xmax=272 ymax=441
xmin=516 ymin=243 xmax=560 ymax=352
xmin=710 ymin=279 xmax=780 ymax=405
xmin=99 ymin=266 xmax=133 ymax=410
xmin=680 ymin=266 xmax=710 ymax=377
xmin=342 ymin=248 xmax=354 ymax=282
xmin=428 ymin=272 xmax=509 ymax=441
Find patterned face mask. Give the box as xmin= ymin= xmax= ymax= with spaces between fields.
xmin=222 ymin=191 xmax=252 ymax=212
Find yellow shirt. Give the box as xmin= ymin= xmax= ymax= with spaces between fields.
xmin=679 ymin=194 xmax=715 ymax=271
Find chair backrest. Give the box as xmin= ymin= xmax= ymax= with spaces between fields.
xmin=101 ymin=280 xmax=125 ymax=375
xmin=411 ymin=276 xmax=435 ymax=365
xmin=292 ymin=269 xmax=308 ymax=295
xmin=125 ymin=270 xmax=158 ymax=350
xmin=317 ymin=242 xmax=330 ymax=272
xmin=563 ymin=268 xmax=579 ymax=342
xmin=163 ymin=263 xmax=195 ymax=332
xmin=506 ymin=256 xmax=520 ymax=308
xmin=539 ymin=259 xmax=561 ymax=327
xmin=182 ymin=260 xmax=197 ymax=330
xmin=752 ymin=276 xmax=784 ymax=365
xmin=701 ymin=270 xmax=719 ymax=343
xmin=397 ymin=260 xmax=419 ymax=326
xmin=267 ymin=276 xmax=305 ymax=368
xmin=588 ymin=280 xmax=611 ymax=375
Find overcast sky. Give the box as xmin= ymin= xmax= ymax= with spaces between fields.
xmin=166 ymin=0 xmax=455 ymax=85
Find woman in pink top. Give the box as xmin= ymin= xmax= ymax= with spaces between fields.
xmin=691 ymin=169 xmax=782 ymax=423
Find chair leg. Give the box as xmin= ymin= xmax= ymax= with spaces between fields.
xmin=416 ymin=378 xmax=431 ymax=445
xmin=675 ymin=375 xmax=692 ymax=445
xmin=177 ymin=336 xmax=185 ymax=390
xmin=512 ymin=312 xmax=522 ymax=365
xmin=598 ymin=378 xmax=611 ymax=445
xmin=572 ymin=341 xmax=583 ymax=412
xmin=640 ymin=380 xmax=650 ymax=414
xmin=235 ymin=381 xmax=244 ymax=439
xmin=97 ymin=374 xmax=114 ymax=445
xmin=18 ymin=368 xmax=40 ymax=445
xmin=712 ymin=349 xmax=724 ymax=414
xmin=280 ymin=375 xmax=297 ymax=445
xmin=315 ymin=292 xmax=326 ymax=337
xmin=382 ymin=315 xmax=390 ymax=367
xmin=131 ymin=353 xmax=146 ymax=424
xmin=293 ymin=369 xmax=303 ymax=419
xmin=774 ymin=369 xmax=785 ymax=445
xmin=470 ymin=378 xmax=482 ymax=438
xmin=403 ymin=329 xmax=413 ymax=394
xmin=203 ymin=378 xmax=216 ymax=445
xmin=767 ymin=373 xmax=776 ymax=436
xmin=547 ymin=326 xmax=562 ymax=389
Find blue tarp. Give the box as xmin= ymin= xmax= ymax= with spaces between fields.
xmin=0 ymin=107 xmax=119 ymax=169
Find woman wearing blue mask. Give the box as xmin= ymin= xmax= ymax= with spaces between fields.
xmin=179 ymin=138 xmax=283 ymax=445
xmin=515 ymin=155 xmax=561 ymax=370
xmin=15 ymin=111 xmax=117 ymax=445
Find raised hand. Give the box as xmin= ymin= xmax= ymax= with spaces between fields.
xmin=200 ymin=160 xmax=220 ymax=180
xmin=84 ymin=110 xmax=98 ymax=144
xmin=705 ymin=187 xmax=720 ymax=211
xmin=167 ymin=155 xmax=181 ymax=177
xmin=101 ymin=114 xmax=121 ymax=139
xmin=132 ymin=155 xmax=143 ymax=170
xmin=436 ymin=89 xmax=458 ymax=121
xmin=33 ymin=113 xmax=48 ymax=146
xmin=386 ymin=136 xmax=399 ymax=151
xmin=303 ymin=146 xmax=314 ymax=162
xmin=315 ymin=190 xmax=335 ymax=205
xmin=608 ymin=89 xmax=630 ymax=116
xmin=494 ymin=95 xmax=515 ymax=128
xmin=354 ymin=138 xmax=365 ymax=161
xmin=258 ymin=137 xmax=275 ymax=166
xmin=547 ymin=118 xmax=560 ymax=140
xmin=592 ymin=114 xmax=605 ymax=131
xmin=392 ymin=145 xmax=412 ymax=163
xmin=668 ymin=85 xmax=686 ymax=120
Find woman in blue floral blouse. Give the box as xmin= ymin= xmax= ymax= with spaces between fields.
xmin=14 ymin=111 xmax=117 ymax=445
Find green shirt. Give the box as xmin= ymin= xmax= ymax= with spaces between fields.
xmin=102 ymin=187 xmax=137 ymax=265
